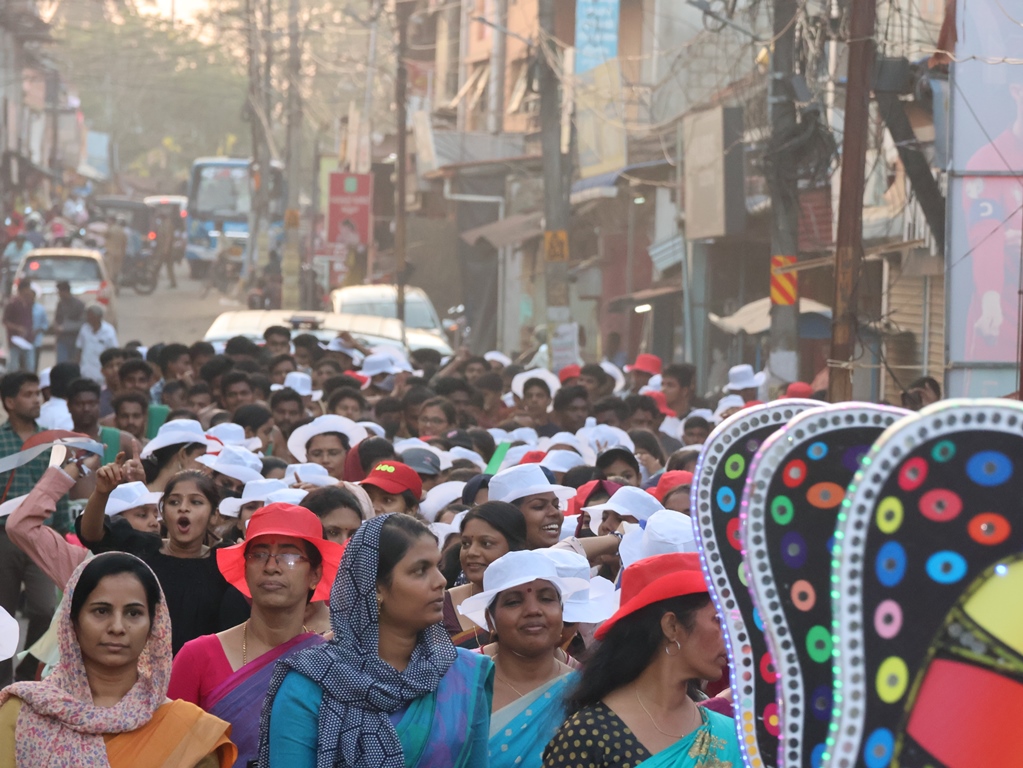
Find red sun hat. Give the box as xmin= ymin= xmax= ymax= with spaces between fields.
xmin=646 ymin=390 xmax=677 ymax=418
xmin=360 ymin=460 xmax=423 ymax=500
xmin=594 ymin=552 xmax=709 ymax=640
xmin=782 ymin=382 xmax=814 ymax=399
xmin=558 ymin=364 xmax=582 ymax=384
xmin=625 ymin=353 xmax=662 ymax=376
xmin=216 ymin=502 xmax=345 ymax=602
xmin=648 ymin=470 xmax=694 ymax=503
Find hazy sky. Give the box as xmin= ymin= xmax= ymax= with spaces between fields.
xmin=151 ymin=0 xmax=208 ymax=22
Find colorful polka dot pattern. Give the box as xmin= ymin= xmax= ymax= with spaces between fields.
xmin=742 ymin=404 xmax=903 ymax=768
xmin=829 ymin=402 xmax=1023 ymax=768
xmin=692 ymin=399 xmax=817 ymax=768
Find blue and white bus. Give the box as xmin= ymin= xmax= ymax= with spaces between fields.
xmin=184 ymin=157 xmax=285 ymax=279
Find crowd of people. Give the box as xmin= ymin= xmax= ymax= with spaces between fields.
xmin=0 ymin=323 xmax=926 ymax=767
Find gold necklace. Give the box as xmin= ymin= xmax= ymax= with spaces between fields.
xmin=494 ymin=653 xmax=560 ymax=698
xmin=242 ymin=620 xmax=310 ymax=666
xmin=635 ymin=689 xmax=694 ymax=739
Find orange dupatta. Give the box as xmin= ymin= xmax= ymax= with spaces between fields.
xmin=104 ymin=700 xmax=236 ymax=768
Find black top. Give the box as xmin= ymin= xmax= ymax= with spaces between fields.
xmin=75 ymin=515 xmax=250 ymax=653
xmin=543 ymin=703 xmax=653 ymax=768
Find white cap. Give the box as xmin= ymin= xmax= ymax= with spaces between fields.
xmin=369 ymin=346 xmax=413 ymax=373
xmin=620 ymin=509 xmax=698 ymax=568
xmin=713 ymin=394 xmax=746 ymax=420
xmin=429 ymin=522 xmax=459 ymax=549
xmin=218 ymin=478 xmax=288 ymax=518
xmin=360 ymin=421 xmax=386 ymax=438
xmin=419 ymin=481 xmax=467 ymax=522
xmin=458 ymin=550 xmax=590 ymax=629
xmin=499 ymin=445 xmax=535 ymax=471
xmin=582 ymin=485 xmax=664 ymax=523
xmin=283 ymin=462 xmax=338 ymax=487
xmin=360 ymin=353 xmax=403 ymax=379
xmin=324 ymin=337 xmax=364 ymax=364
xmin=265 ymin=488 xmax=309 ymax=505
xmin=197 ymin=444 xmax=263 ymax=483
xmin=39 ymin=367 xmax=51 ymax=389
xmin=540 ymin=432 xmax=584 ymax=453
xmin=270 ymin=371 xmax=315 ymax=397
xmin=0 ymin=606 xmax=17 ymax=661
xmin=287 ymin=415 xmax=369 ymax=463
xmin=599 ymin=360 xmax=626 ymax=393
xmin=511 ymin=369 xmax=561 ymax=399
xmin=508 ymin=427 xmax=539 ymax=447
xmin=577 ymin=424 xmax=635 ymax=463
xmin=725 ymin=364 xmax=766 ymax=392
xmin=484 ymin=350 xmax=512 ymax=367
xmin=488 ymin=464 xmax=575 ymax=505
xmin=539 ymin=549 xmax=619 ymax=624
xmin=540 ymin=449 xmax=587 ymax=474
xmin=140 ymin=419 xmax=213 ymax=459
xmin=104 ymin=482 xmax=162 ymax=517
xmin=206 ymin=423 xmax=262 ymax=453
xmin=448 ymin=446 xmax=486 ymax=471
xmin=640 ymin=374 xmax=663 ymax=393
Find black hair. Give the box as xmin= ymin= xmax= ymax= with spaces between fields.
xmin=66 ymin=377 xmax=101 ymax=402
xmin=315 ymin=358 xmax=344 ymax=374
xmin=322 ymin=375 xmax=365 ymax=399
xmin=355 ymin=436 xmax=397 ymax=473
xmin=248 ymin=373 xmax=271 ymax=401
xmin=683 ymin=415 xmax=710 ymax=432
xmin=420 ymin=397 xmax=457 ymax=426
xmin=445 ymin=467 xmax=478 ymax=482
xmin=69 ymin=552 xmax=162 ymax=626
xmin=112 ymin=390 xmax=149 ymax=415
xmin=461 ymin=473 xmax=491 ymax=505
xmin=579 ymin=363 xmax=610 ymax=384
xmin=629 ymin=429 xmax=666 ymax=464
xmin=401 ymin=386 xmax=435 ymax=409
xmin=167 ymin=408 xmax=200 ymax=421
xmin=292 ymin=333 xmax=324 ymax=362
xmin=460 ymin=501 xmax=527 ymax=551
xmin=270 ymin=387 xmax=304 ymax=410
xmin=561 ymin=465 xmax=601 ymax=489
xmin=908 ymin=376 xmax=941 ymax=399
xmin=162 ymin=469 xmax=220 ymax=511
xmin=376 ymin=514 xmax=436 ymax=586
xmin=146 ymin=344 xmax=164 ymax=365
xmin=433 ymin=376 xmax=471 ymax=398
xmin=522 ymin=377 xmax=551 ymax=398
xmin=303 ymin=485 xmax=366 ymax=521
xmin=233 ymin=403 xmax=272 ymax=432
xmin=410 ymin=347 xmax=442 ymax=367
xmin=263 ymin=325 xmax=291 ymax=342
xmin=466 ymin=427 xmax=496 ymax=463
xmin=199 ymin=355 xmax=234 ymax=386
xmin=374 ymin=396 xmax=403 ymax=417
xmin=596 ymin=447 xmax=641 ymax=478
xmin=662 ymin=363 xmax=696 ymax=389
xmin=625 ymin=394 xmax=659 ymax=419
xmin=99 ymin=347 xmax=125 ymax=368
xmin=306 ymin=431 xmax=351 ymax=452
xmin=268 ymin=353 xmax=297 ymax=372
xmin=666 ymin=448 xmax=703 ymax=472
xmin=234 ymin=359 xmax=262 ymax=374
xmin=326 ymin=386 xmax=367 ymax=414
xmin=553 ymin=384 xmax=589 ymax=412
xmin=460 ymin=355 xmax=489 ymax=372
xmin=189 ymin=341 xmax=216 ymax=359
xmin=220 ymin=370 xmax=252 ymax=393
xmin=158 ymin=343 xmax=190 ymax=374
xmin=261 ymin=455 xmax=288 ymax=477
xmin=0 ymin=371 xmax=39 ymax=406
xmin=161 ymin=379 xmax=187 ymax=403
xmin=142 ymin=443 xmax=206 ymax=484
xmin=118 ymin=359 xmax=152 ymax=383
xmin=593 ymin=396 xmax=629 ymax=422
xmin=224 ymin=335 xmax=261 ymax=359
xmin=209 ymin=410 xmax=232 ymax=427
xmin=48 ymin=362 xmax=82 ymax=398
xmin=187 ymin=382 xmax=212 ymax=399
xmin=476 ymin=372 xmax=503 ymax=393
xmin=567 ymin=593 xmax=712 ymax=713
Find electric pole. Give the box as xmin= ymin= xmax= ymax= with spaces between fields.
xmin=828 ymin=0 xmax=877 ymax=402
xmin=245 ymin=0 xmax=264 ymax=281
xmin=538 ymin=0 xmax=570 ymax=371
xmin=486 ymin=0 xmax=507 ymax=135
xmin=282 ymin=0 xmax=302 ymax=307
xmin=394 ymin=0 xmax=415 ymax=325
xmin=766 ymin=0 xmax=801 ymax=391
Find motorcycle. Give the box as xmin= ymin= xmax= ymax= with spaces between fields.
xmin=119 ymin=248 xmax=161 ymax=295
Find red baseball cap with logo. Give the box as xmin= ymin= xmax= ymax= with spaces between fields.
xmin=360 ymin=460 xmax=424 ymax=500
xmin=625 ymin=353 xmax=662 ymax=376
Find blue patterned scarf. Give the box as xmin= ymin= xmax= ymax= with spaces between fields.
xmin=256 ymin=514 xmax=457 ymax=768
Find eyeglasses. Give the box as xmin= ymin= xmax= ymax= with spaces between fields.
xmin=244 ymin=551 xmax=310 ymax=568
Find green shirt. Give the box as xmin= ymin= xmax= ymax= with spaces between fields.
xmin=147 ymin=404 xmax=170 ymax=439
xmin=0 ymin=422 xmax=71 ymax=533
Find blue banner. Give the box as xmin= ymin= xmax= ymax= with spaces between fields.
xmin=575 ymin=0 xmax=620 ymax=73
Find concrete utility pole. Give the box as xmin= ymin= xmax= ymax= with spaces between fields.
xmin=282 ymin=0 xmax=302 ymax=307
xmin=245 ymin=0 xmax=264 ymax=281
xmin=828 ymin=0 xmax=877 ymax=402
xmin=394 ymin=0 xmax=415 ymax=324
xmin=486 ymin=0 xmax=507 ymax=135
xmin=767 ymin=0 xmax=801 ymax=390
xmin=538 ymin=0 xmax=570 ymax=371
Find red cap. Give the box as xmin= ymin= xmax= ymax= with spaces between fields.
xmin=783 ymin=382 xmax=814 ymax=399
xmin=216 ymin=503 xmax=345 ymax=602
xmin=595 ymin=552 xmax=708 ymax=640
xmin=520 ymin=450 xmax=547 ymax=465
xmin=361 ymin=460 xmax=423 ymax=499
xmin=558 ymin=364 xmax=582 ymax=384
xmin=625 ymin=353 xmax=662 ymax=376
xmin=567 ymin=479 xmax=623 ymax=516
xmin=743 ymin=400 xmax=764 ymax=409
xmin=646 ymin=390 xmax=677 ymax=417
xmin=648 ymin=470 xmax=694 ymax=503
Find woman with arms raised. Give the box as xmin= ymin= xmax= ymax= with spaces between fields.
xmin=258 ymin=513 xmax=494 ymax=768
xmin=543 ymin=552 xmax=741 ymax=768
xmin=0 ymin=553 xmax=236 ymax=768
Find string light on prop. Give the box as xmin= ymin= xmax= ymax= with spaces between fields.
xmin=742 ymin=404 xmax=908 ymax=768
xmin=827 ymin=399 xmax=1023 ymax=768
xmin=692 ymin=398 xmax=818 ymax=768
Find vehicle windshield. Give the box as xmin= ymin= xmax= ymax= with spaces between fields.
xmin=338 ymin=299 xmax=437 ymax=330
xmin=22 ymin=257 xmax=102 ymax=282
xmin=193 ymin=165 xmax=251 ymax=218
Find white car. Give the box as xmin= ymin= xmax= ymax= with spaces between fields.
xmin=328 ymin=285 xmax=452 ymax=356
xmin=12 ymin=248 xmax=118 ymax=328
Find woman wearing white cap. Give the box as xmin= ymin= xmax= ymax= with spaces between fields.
xmin=488 ymin=464 xmax=576 ymax=550
xmin=140 ymin=419 xmax=212 ymax=492
xmin=286 ymin=415 xmax=368 ymax=481
xmin=458 ymin=550 xmax=587 ymax=768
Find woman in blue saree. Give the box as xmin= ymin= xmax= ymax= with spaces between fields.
xmin=257 ymin=513 xmax=494 ymax=768
xmin=543 ymin=552 xmax=742 ymax=768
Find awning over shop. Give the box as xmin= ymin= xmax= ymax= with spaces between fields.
xmin=460 ymin=211 xmax=544 ymax=249
xmin=608 ymin=284 xmax=683 ymax=312
xmin=570 ymin=159 xmax=671 ymax=205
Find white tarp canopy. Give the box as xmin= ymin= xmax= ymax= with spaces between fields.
xmin=708 ymin=297 xmax=833 ymax=336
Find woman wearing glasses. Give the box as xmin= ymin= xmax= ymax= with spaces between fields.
xmin=169 ymin=502 xmax=344 ymax=766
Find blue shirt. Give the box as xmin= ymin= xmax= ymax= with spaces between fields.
xmin=2 ymin=240 xmax=32 ymax=265
xmin=31 ymin=302 xmax=48 ymax=347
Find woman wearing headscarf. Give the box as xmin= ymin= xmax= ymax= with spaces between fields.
xmin=258 ymin=513 xmax=494 ymax=767
xmin=0 ymin=553 xmax=236 ymax=767
xmin=543 ymin=553 xmax=741 ymax=768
